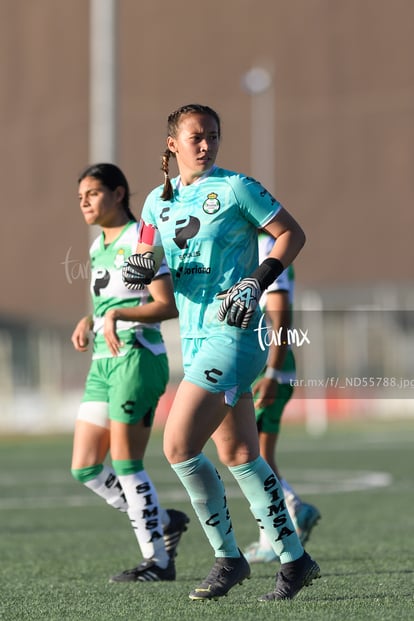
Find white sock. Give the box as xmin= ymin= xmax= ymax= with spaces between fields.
xmin=118 ymin=470 xmax=169 ymax=567
xmin=159 ymin=507 xmax=169 ymax=529
xmin=84 ymin=465 xmax=128 ymax=512
xmin=281 ymin=478 xmax=302 ymax=514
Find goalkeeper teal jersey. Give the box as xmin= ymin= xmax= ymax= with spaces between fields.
xmin=89 ymin=220 xmax=168 ymax=359
xmin=140 ymin=166 xmax=282 ymax=338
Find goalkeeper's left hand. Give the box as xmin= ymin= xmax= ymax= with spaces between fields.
xmin=122 ymin=252 xmax=155 ymax=290
xmin=216 ymin=277 xmax=262 ymax=329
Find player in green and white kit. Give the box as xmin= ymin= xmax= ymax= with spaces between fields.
xmin=245 ymin=232 xmax=321 ymax=563
xmin=71 ymin=163 xmax=189 ymax=583
xmin=123 ymin=105 xmax=320 ymax=602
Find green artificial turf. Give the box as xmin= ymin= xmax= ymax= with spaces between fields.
xmin=0 ymin=419 xmax=413 ymax=620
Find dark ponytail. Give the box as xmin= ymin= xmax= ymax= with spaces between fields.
xmin=78 ymin=163 xmax=136 ymax=221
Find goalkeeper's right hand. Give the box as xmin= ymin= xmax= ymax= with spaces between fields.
xmin=122 ymin=252 xmax=155 ymax=290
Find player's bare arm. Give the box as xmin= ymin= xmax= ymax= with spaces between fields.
xmin=264 ymin=207 xmax=306 ymax=269
xmin=71 ymin=315 xmax=93 ymax=352
xmin=253 ymin=290 xmax=290 ymax=409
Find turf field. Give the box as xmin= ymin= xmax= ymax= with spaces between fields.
xmin=0 ymin=419 xmax=413 ymax=621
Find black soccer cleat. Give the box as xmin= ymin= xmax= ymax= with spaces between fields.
xmin=189 ymin=551 xmax=251 ymax=601
xmin=258 ymin=551 xmax=321 ymax=601
xmin=109 ymin=558 xmax=176 ymax=583
xmin=163 ymin=509 xmax=190 ymax=559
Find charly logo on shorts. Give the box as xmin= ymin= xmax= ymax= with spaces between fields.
xmin=203 ymin=192 xmax=220 ymax=214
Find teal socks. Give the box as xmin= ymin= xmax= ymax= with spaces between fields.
xmin=229 ymin=456 xmax=304 ymax=564
xmin=171 ymin=454 xmax=239 ymax=558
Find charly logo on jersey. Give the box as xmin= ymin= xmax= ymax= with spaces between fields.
xmin=114 ymin=248 xmax=126 ymax=269
xmin=202 ymin=192 xmax=220 ymax=214
xmin=160 ymin=207 xmax=170 ymax=222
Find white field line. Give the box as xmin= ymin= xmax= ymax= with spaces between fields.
xmin=0 ymin=469 xmax=393 ymax=511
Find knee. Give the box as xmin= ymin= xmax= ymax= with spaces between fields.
xmin=216 ymin=445 xmax=258 ymax=468
xmin=71 ymin=464 xmax=103 ymax=483
xmin=163 ymin=439 xmax=198 ymax=465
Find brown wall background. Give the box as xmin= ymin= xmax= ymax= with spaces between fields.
xmin=1 ymin=0 xmax=413 ymax=329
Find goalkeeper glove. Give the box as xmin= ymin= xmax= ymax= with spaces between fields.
xmin=217 ymin=258 xmax=284 ymax=329
xmin=122 ymin=252 xmax=155 ymax=290
xmin=217 ymin=278 xmax=261 ymax=329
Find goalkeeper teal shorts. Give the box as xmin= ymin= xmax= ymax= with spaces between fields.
xmin=81 ymin=345 xmax=168 ymax=425
xmin=181 ymin=330 xmax=267 ymax=407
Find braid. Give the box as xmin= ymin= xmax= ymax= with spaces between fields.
xmin=160 ymin=149 xmax=173 ymax=201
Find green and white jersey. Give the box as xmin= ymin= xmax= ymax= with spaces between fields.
xmin=141 ymin=166 xmax=282 ymax=338
xmin=258 ymin=232 xmax=296 ymax=383
xmin=90 ymin=220 xmax=168 ymax=359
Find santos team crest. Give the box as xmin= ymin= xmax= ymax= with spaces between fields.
xmin=203 ymin=192 xmax=220 ymax=214
xmin=114 ymin=248 xmax=126 ymax=269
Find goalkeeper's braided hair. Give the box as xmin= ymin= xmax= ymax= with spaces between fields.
xmin=160 ymin=149 xmax=173 ymax=201
xmin=160 ymin=104 xmax=221 ymax=201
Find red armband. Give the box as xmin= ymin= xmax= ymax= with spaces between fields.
xmin=138 ymin=220 xmax=161 ymax=246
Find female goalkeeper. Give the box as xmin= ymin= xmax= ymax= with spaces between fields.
xmin=122 ymin=104 xmax=320 ymax=602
